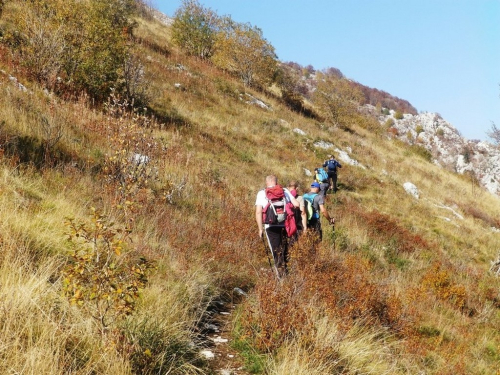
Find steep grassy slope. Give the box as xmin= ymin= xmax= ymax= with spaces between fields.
xmin=1 ymin=7 xmax=500 ymax=375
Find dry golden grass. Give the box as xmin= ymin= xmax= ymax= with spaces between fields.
xmin=1 ymin=4 xmax=500 ymax=374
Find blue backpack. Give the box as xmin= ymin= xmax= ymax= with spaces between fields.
xmin=316 ymin=168 xmax=329 ymax=183
xmin=302 ymin=193 xmax=320 ymax=222
xmin=327 ymin=159 xmax=338 ymax=172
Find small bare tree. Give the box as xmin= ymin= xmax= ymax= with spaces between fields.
xmin=490 ymin=251 xmax=500 ymax=275
xmin=40 ymin=113 xmax=63 ymax=165
xmin=487 ymin=122 xmax=500 ymax=146
xmin=123 ymin=53 xmax=150 ymax=106
xmin=18 ymin=3 xmax=66 ymax=88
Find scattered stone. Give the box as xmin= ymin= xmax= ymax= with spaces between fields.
xmin=219 ymin=311 xmax=230 ymax=315
xmin=233 ymin=287 xmax=247 ymax=296
xmin=245 ymin=93 xmax=271 ymax=110
xmin=293 ymin=128 xmax=306 ymax=135
xmin=174 ymin=83 xmax=182 ymax=88
xmin=335 ymin=148 xmax=366 ymax=169
xmin=403 ymin=182 xmax=419 ymax=199
xmin=211 ymin=336 xmax=229 ymax=344
xmin=204 ymin=323 xmax=219 ymax=332
xmin=304 ymin=168 xmax=312 ymax=177
xmin=9 ymin=75 xmax=28 ymax=92
xmin=433 ymin=202 xmax=464 ymax=220
xmin=200 ymin=350 xmax=215 ymax=359
xmin=314 ymin=140 xmax=334 ymax=149
xmin=130 ymin=153 xmax=150 ymax=165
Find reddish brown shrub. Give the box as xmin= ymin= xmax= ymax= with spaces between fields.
xmin=242 ymin=277 xmax=312 ymax=352
xmin=242 ymin=233 xmax=411 ymax=353
xmin=387 ymin=127 xmax=399 ymax=136
xmin=343 ymin=206 xmax=430 ymax=254
xmin=460 ymin=203 xmax=500 ymax=228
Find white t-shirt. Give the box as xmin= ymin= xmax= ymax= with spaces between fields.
xmin=255 ymin=187 xmax=294 ymax=208
xmin=255 ymin=187 xmax=294 ymax=228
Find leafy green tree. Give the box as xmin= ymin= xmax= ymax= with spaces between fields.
xmin=313 ymin=73 xmax=364 ymax=127
xmin=212 ymin=18 xmax=277 ymax=87
xmin=171 ymin=0 xmax=219 ymax=59
xmin=63 ymin=0 xmax=136 ymax=101
xmin=5 ymin=0 xmax=136 ymax=101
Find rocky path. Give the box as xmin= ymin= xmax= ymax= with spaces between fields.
xmin=200 ymin=290 xmax=252 ymax=375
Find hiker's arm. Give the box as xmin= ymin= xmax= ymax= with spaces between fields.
xmin=319 ymin=204 xmax=335 ymax=225
xmin=290 ymin=196 xmax=300 ymax=208
xmin=255 ymin=205 xmax=263 ymax=237
xmin=301 ymin=206 xmax=307 ymax=232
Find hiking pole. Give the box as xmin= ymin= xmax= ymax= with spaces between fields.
xmin=261 ymin=235 xmax=280 ymax=279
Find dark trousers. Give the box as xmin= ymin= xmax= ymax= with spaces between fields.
xmin=319 ymin=182 xmax=329 ymax=197
xmin=328 ymin=171 xmax=338 ymax=192
xmin=265 ymin=226 xmax=288 ymax=274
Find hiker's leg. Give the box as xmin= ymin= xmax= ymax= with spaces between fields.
xmin=281 ymin=228 xmax=289 ymax=275
xmin=266 ymin=227 xmax=283 ymax=267
xmin=332 ymin=173 xmax=338 ymax=192
xmin=321 ymin=183 xmax=329 ymax=197
xmin=328 ymin=171 xmax=334 ymax=190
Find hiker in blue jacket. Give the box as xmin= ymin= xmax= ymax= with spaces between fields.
xmin=323 ymin=154 xmax=342 ymax=193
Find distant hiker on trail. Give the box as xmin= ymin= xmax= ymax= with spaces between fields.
xmin=255 ymin=175 xmax=300 ymax=277
xmin=287 ymin=181 xmax=307 ymax=246
xmin=303 ymin=182 xmax=335 ymax=241
xmin=323 ymin=154 xmax=342 ymax=193
xmin=314 ymin=167 xmax=330 ymax=198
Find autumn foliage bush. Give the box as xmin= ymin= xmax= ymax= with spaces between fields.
xmin=341 ymin=203 xmax=431 ymax=255
xmin=242 ymin=233 xmax=409 ymax=354
xmin=62 ymin=208 xmax=154 ymax=334
xmin=420 ymin=262 xmax=468 ymax=311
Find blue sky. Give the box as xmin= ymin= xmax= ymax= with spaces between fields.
xmin=156 ymin=1 xmax=500 ymax=141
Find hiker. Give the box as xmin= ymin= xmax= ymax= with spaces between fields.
xmin=255 ymin=175 xmax=300 ymax=276
xmin=314 ymin=167 xmax=330 ymax=198
xmin=303 ymin=181 xmax=335 ymax=241
xmin=323 ymin=154 xmax=342 ymax=193
xmin=287 ymin=181 xmax=307 ymax=246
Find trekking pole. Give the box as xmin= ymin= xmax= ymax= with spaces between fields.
xmin=261 ymin=235 xmax=280 ymax=279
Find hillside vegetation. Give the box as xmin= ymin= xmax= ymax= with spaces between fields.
xmin=1 ymin=1 xmax=500 ymax=374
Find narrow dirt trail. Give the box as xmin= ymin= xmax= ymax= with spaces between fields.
xmin=201 ymin=294 xmax=253 ymax=375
